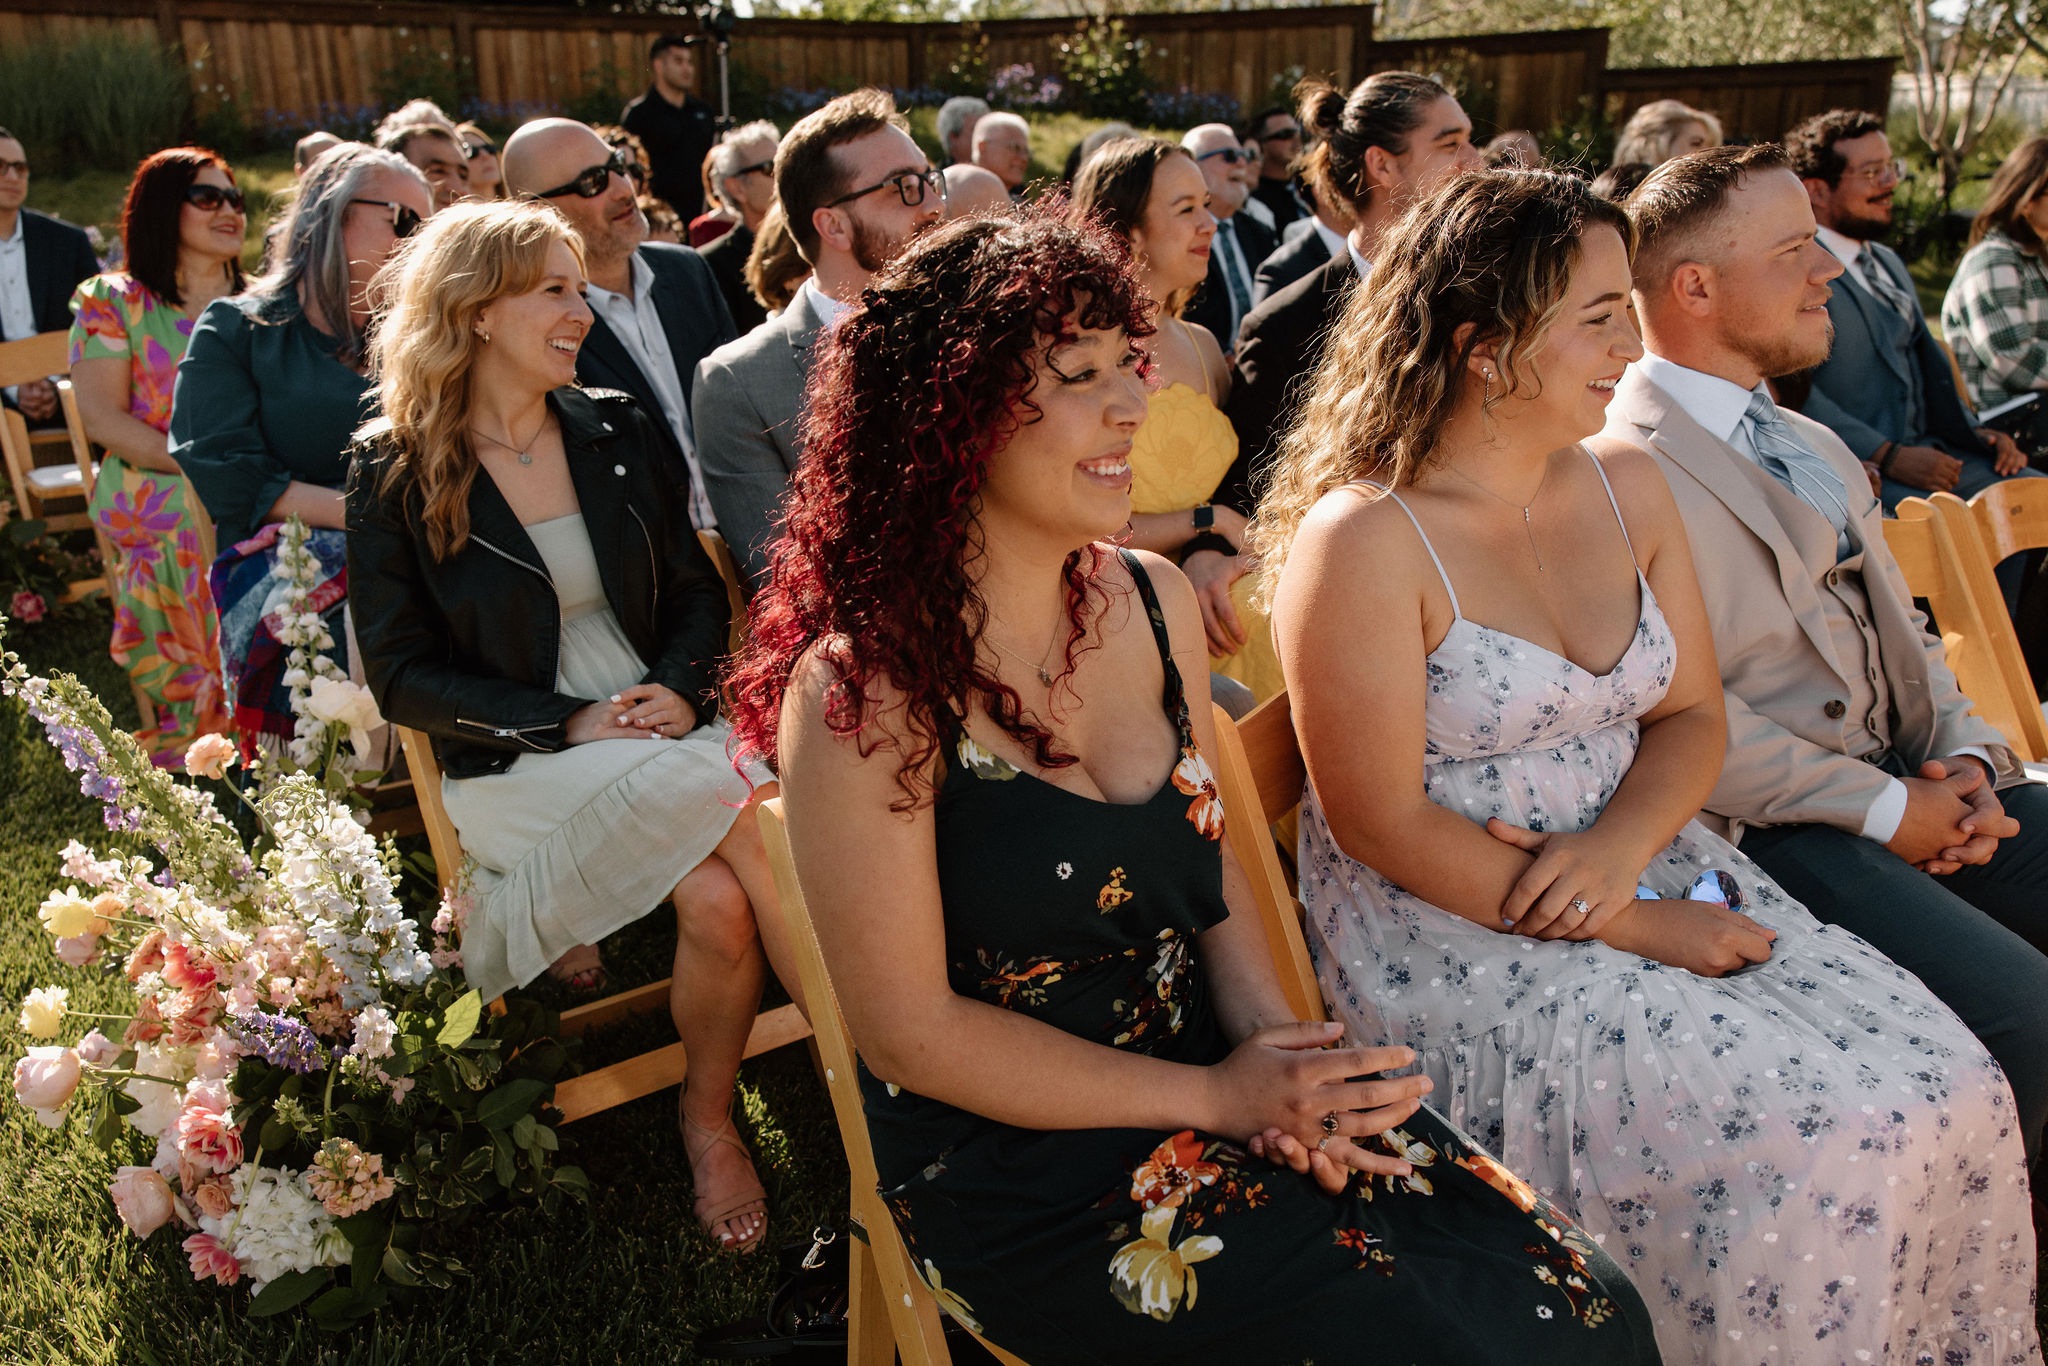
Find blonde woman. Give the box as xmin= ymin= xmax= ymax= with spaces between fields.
xmin=1253 ymin=168 xmax=2037 ymax=1361
xmin=345 ymin=199 xmax=798 ymax=1254
xmin=1610 ymin=99 xmax=1721 ymax=168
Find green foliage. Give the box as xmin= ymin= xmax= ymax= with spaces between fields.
xmin=372 ymin=40 xmax=469 ymax=120
xmin=0 ymin=34 xmax=191 ymax=169
xmin=1383 ymin=0 xmax=1890 ymax=69
xmin=1540 ymin=99 xmax=1616 ymax=175
xmin=936 ymin=25 xmax=994 ymax=98
xmin=565 ymin=60 xmax=636 ymax=129
xmin=0 ymin=521 xmax=98 ymax=628
xmin=1056 ymin=17 xmax=1153 ymax=124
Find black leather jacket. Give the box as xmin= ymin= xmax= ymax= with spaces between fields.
xmin=346 ymin=386 xmax=730 ymax=779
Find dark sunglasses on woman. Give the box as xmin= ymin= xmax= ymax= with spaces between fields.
xmin=463 ymin=139 xmax=498 ymax=160
xmin=535 ymin=149 xmax=631 ymax=200
xmin=349 ymin=198 xmax=423 ymax=239
xmin=185 ymin=184 xmax=246 ymax=213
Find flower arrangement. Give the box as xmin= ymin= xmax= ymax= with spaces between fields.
xmin=2 ymin=621 xmax=582 ymax=1328
xmin=0 ymin=505 xmax=100 ymax=628
xmin=273 ymin=517 xmax=383 ymax=799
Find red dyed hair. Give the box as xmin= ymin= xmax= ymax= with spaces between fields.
xmin=725 ymin=206 xmax=1157 ymax=806
xmin=120 ymin=147 xmax=246 ymax=308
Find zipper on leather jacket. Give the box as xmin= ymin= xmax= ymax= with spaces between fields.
xmin=469 ymin=532 xmax=553 ymax=586
xmin=454 ymin=716 xmax=558 ymax=748
xmin=464 ymin=532 xmax=562 ymax=746
xmin=627 ymin=505 xmax=659 ymax=614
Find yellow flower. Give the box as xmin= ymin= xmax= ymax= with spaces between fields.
xmin=1456 ymin=1151 xmax=1541 ymax=1213
xmin=1108 ymin=1205 xmax=1223 ymax=1322
xmin=919 ymin=1259 xmax=982 ymax=1335
xmin=19 ymin=986 xmax=69 ymax=1039
xmin=38 ymin=887 xmax=95 ymax=940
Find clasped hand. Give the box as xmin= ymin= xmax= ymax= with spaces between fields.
xmin=1887 ymin=756 xmax=2015 ymax=874
xmin=565 ymin=683 xmax=696 ymax=742
xmin=1206 ymin=1021 xmax=1432 ymax=1194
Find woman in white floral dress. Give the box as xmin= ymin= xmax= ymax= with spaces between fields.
xmin=1254 ymin=168 xmax=2039 ymax=1364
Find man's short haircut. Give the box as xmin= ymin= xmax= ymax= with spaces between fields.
xmin=974 ymin=111 xmax=1030 ymax=145
xmin=1626 ymin=143 xmax=1791 ymax=295
xmin=377 ymin=123 xmax=462 ymax=159
xmin=1783 ymin=108 xmax=1887 ymax=189
xmin=936 ymin=96 xmax=990 ymax=150
xmin=775 ymin=88 xmax=909 ymax=263
xmin=0 ymin=126 xmax=17 ymax=146
xmin=1244 ymin=106 xmax=1291 ymax=139
xmin=650 ymin=34 xmax=693 ymax=60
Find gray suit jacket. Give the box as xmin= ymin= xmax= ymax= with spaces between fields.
xmin=692 ymin=286 xmax=832 ymax=591
xmin=1596 ymin=368 xmax=2015 ymax=843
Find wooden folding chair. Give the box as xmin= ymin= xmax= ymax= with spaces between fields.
xmin=0 ymin=332 xmax=89 ymax=532
xmin=696 ymin=528 xmax=749 ymax=655
xmin=394 ymin=724 xmax=811 ymax=1123
xmin=756 ymin=797 xmax=1030 ymax=1366
xmin=1207 ymin=693 xmax=1323 ymax=1021
xmin=1884 ymin=496 xmax=2048 ymax=761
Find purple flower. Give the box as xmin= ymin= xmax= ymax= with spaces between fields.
xmin=226 ymin=1010 xmax=328 ymax=1074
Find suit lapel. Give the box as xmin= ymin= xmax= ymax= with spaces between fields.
xmin=1619 ymin=375 xmax=1844 ymax=673
xmin=1827 ymin=246 xmax=1914 ymax=388
xmin=643 ymin=253 xmax=699 ymax=390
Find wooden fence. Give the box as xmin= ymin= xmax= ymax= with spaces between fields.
xmin=0 ymin=0 xmax=1893 ymax=144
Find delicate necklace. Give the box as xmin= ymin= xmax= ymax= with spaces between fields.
xmin=471 ymin=417 xmax=548 ymax=466
xmin=986 ymin=623 xmax=1062 ymax=688
xmin=1447 ymin=460 xmax=1551 ymax=570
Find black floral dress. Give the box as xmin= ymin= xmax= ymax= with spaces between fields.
xmin=859 ymin=554 xmax=1661 ymax=1366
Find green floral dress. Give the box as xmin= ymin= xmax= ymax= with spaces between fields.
xmin=68 ymin=273 xmax=230 ymax=761
xmin=860 ymin=553 xmax=1661 ymax=1366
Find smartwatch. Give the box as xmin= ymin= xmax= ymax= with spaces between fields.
xmin=1192 ymin=503 xmax=1215 ymax=531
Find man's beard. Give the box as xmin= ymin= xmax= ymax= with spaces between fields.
xmin=850 ymin=212 xmax=922 ymax=274
xmin=1742 ymin=311 xmax=1834 ymax=381
xmin=1827 ymin=197 xmax=1894 ymax=242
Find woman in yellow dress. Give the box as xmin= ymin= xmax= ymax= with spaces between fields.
xmin=1071 ymin=138 xmax=1282 ymax=699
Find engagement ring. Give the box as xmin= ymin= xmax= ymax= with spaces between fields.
xmin=1568 ymin=898 xmax=1591 ymax=916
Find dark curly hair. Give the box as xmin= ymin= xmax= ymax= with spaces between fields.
xmin=1783 ymin=108 xmax=1886 ymax=189
xmin=726 ymin=205 xmax=1156 ymax=807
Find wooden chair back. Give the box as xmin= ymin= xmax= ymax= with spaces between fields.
xmin=1208 ymin=695 xmax=1322 ymax=1022
xmin=392 ymin=724 xmax=810 ymax=1122
xmin=0 ymin=332 xmax=88 ymax=532
xmin=1939 ymin=487 xmax=2048 ymax=761
xmin=1883 ymin=496 xmax=2047 ymax=761
xmin=756 ymin=797 xmax=1031 ymax=1366
xmin=696 ymin=528 xmax=748 ymax=655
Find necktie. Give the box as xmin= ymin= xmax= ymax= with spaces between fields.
xmin=1744 ymin=389 xmax=1853 ymax=559
xmin=1216 ymin=220 xmax=1251 ymax=332
xmin=1857 ymin=249 xmax=1916 ymax=322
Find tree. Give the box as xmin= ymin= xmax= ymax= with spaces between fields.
xmin=1380 ymin=0 xmax=1886 ymax=68
xmin=1893 ymin=0 xmax=2034 ymax=198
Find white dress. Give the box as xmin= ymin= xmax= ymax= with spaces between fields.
xmin=441 ymin=513 xmax=753 ymax=1002
xmin=1299 ymin=464 xmax=2039 ymax=1365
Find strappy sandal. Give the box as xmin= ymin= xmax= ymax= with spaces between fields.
xmin=682 ymin=1096 xmax=770 ymax=1254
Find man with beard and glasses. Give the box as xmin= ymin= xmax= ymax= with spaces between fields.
xmin=692 ymin=89 xmax=943 ymax=590
xmin=1597 ymin=144 xmax=2048 ymax=1178
xmin=1789 ymin=111 xmax=2043 ymax=554
xmin=502 ymin=118 xmax=736 ymax=529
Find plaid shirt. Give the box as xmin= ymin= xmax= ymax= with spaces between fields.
xmin=1940 ymin=230 xmax=2048 ymax=409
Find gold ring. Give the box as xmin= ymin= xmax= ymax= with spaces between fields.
xmin=1321 ymin=1111 xmax=1341 ymax=1134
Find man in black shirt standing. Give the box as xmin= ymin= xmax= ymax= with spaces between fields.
xmin=621 ymin=35 xmax=718 ymax=221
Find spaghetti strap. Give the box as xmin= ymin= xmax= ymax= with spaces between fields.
xmin=1116 ymin=548 xmax=1198 ymax=739
xmin=1175 ymin=317 xmax=1214 ymax=404
xmin=1347 ymin=479 xmax=1462 ymax=618
xmin=1580 ymin=445 xmax=1639 ymax=568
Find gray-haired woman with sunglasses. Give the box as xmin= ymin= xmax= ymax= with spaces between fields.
xmin=168 ymin=142 xmax=431 ymax=759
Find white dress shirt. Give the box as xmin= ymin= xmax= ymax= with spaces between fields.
xmin=1635 ymin=352 xmax=1990 ymax=843
xmin=585 ymin=253 xmax=712 ymax=530
xmin=799 ymin=276 xmax=850 ymax=332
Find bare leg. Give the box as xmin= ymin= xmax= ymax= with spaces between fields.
xmin=671 ymin=852 xmax=768 ymax=1249
xmin=709 ymin=781 xmax=805 ymax=1017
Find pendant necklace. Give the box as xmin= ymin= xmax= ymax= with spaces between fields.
xmin=472 ymin=419 xmax=547 ymax=466
xmin=987 ymin=626 xmax=1061 ymax=687
xmin=1447 ymin=460 xmax=1551 ymax=570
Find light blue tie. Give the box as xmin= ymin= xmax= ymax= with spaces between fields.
xmin=1857 ymin=250 xmax=1916 ymax=322
xmin=1744 ymin=389 xmax=1853 ymax=559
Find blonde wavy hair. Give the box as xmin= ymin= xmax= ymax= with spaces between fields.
xmin=362 ymin=199 xmax=585 ymax=561
xmin=1248 ymin=169 xmax=1634 ymax=607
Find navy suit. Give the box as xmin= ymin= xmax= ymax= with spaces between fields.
xmin=16 ymin=208 xmax=98 ymax=336
xmin=1251 ymin=225 xmax=1333 ymax=308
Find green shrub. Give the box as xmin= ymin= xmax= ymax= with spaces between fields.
xmin=1056 ymin=17 xmax=1151 ymax=124
xmin=0 ymin=33 xmax=190 ymax=170
xmin=564 ymin=60 xmax=635 ymax=128
xmin=372 ymin=39 xmax=468 ymax=119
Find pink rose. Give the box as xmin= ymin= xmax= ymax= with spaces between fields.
xmin=9 ymin=590 xmax=46 ymax=624
xmin=189 ymin=1176 xmax=234 ymax=1220
xmin=88 ymin=891 xmax=122 ymax=933
xmin=54 ymin=933 xmax=100 ymax=967
xmin=123 ymin=995 xmax=165 ymax=1045
xmin=174 ymin=1081 xmax=243 ymax=1175
xmin=163 ymin=988 xmax=222 ymax=1048
xmin=161 ymin=942 xmax=217 ymax=992
xmin=109 ymin=1166 xmax=179 ymax=1238
xmin=126 ymin=928 xmax=166 ymax=982
xmin=182 ymin=733 xmax=237 ymax=780
xmin=182 ymin=1231 xmax=240 ymax=1286
xmin=75 ymin=1028 xmax=119 ymax=1067
xmin=12 ymin=1046 xmax=82 ymax=1126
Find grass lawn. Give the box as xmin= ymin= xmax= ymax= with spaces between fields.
xmin=0 ymin=603 xmax=847 ymax=1365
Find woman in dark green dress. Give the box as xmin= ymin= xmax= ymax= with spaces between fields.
xmin=728 ymin=211 xmax=1660 ymax=1366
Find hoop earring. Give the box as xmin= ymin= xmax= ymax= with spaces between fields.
xmin=475 ymin=328 xmax=490 ymax=344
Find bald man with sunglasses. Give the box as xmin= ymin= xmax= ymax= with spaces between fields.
xmin=503 ymin=118 xmax=736 ymax=528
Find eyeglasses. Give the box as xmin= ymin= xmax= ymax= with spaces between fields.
xmin=1195 ymin=147 xmax=1256 ymax=166
xmin=535 ymin=149 xmax=631 ymax=200
xmin=1847 ymin=158 xmax=1908 ymax=187
xmin=732 ymin=159 xmax=775 ymax=180
xmin=1256 ymin=126 xmax=1302 ymax=143
xmin=185 ymin=183 xmax=246 ymax=213
xmin=462 ymin=139 xmax=498 ymax=160
xmin=826 ymin=166 xmax=946 ymax=209
xmin=350 ymin=198 xmax=423 ymax=239
xmin=0 ymin=159 xmax=29 ymax=178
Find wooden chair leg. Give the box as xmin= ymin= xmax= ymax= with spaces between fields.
xmin=846 ymin=1225 xmax=902 ymax=1366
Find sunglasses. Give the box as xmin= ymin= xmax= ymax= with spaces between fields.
xmin=462 ymin=139 xmax=498 ymax=160
xmin=536 ymin=149 xmax=630 ymax=200
xmin=1196 ymin=147 xmax=1256 ymax=166
xmin=1633 ymin=869 xmax=1745 ymax=910
xmin=350 ymin=198 xmax=423 ymax=239
xmin=0 ymin=159 xmax=27 ymax=179
xmin=732 ymin=159 xmax=775 ymax=179
xmin=1257 ymin=126 xmax=1303 ymax=143
xmin=185 ymin=183 xmax=245 ymax=213
xmin=826 ymin=166 xmax=947 ymax=209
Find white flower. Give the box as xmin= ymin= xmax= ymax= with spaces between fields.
xmin=197 ymin=1165 xmax=347 ymax=1292
xmin=125 ymin=1046 xmax=185 ymax=1137
xmin=19 ymin=985 xmax=68 ymax=1038
xmin=351 ymin=1006 xmax=397 ymax=1060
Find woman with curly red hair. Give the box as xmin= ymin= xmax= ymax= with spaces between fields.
xmin=726 ymin=210 xmax=1657 ymax=1364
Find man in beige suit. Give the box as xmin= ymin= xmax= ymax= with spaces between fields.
xmin=1599 ymin=144 xmax=2048 ymax=1165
